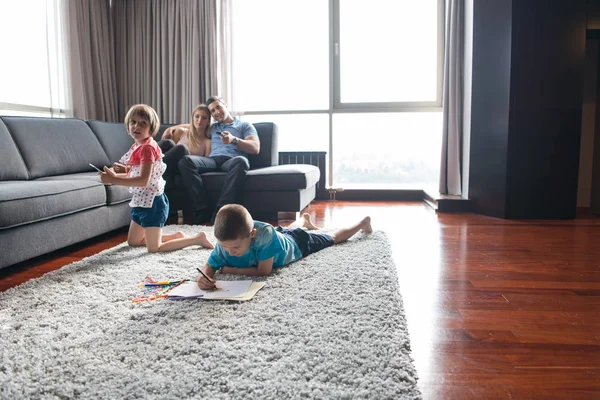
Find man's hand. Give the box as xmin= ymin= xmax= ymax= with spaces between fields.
xmin=220 ymin=130 xmax=234 ymax=144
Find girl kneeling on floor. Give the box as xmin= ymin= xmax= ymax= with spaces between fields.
xmin=99 ymin=104 xmax=213 ymax=252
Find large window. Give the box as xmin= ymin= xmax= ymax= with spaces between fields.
xmin=0 ymin=0 xmax=68 ymax=118
xmin=335 ymin=0 xmax=441 ymax=108
xmin=232 ymin=0 xmax=443 ymax=190
xmin=231 ymin=0 xmax=329 ymax=112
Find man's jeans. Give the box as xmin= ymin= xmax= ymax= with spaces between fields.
xmin=177 ymin=155 xmax=250 ymax=223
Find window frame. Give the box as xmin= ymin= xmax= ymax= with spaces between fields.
xmin=232 ymin=0 xmax=445 ymax=188
xmin=331 ymin=0 xmax=444 ymax=112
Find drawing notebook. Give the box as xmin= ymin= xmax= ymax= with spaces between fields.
xmin=167 ymin=280 xmax=265 ymax=301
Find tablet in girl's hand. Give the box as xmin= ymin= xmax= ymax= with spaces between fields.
xmin=89 ymin=163 xmax=102 ymax=172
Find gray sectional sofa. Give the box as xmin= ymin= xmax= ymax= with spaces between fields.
xmin=0 ymin=117 xmax=320 ymax=270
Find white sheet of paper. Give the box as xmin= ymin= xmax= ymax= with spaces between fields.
xmin=167 ymin=280 xmax=252 ymax=299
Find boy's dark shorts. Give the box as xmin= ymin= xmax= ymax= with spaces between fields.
xmin=131 ymin=193 xmax=169 ymax=228
xmin=276 ymin=227 xmax=334 ymax=257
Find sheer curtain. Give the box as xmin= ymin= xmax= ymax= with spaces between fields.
xmin=439 ymin=0 xmax=464 ymax=195
xmin=217 ymin=0 xmax=233 ymax=108
xmin=112 ymin=0 xmax=226 ymax=124
xmin=0 ymin=0 xmax=72 ymax=117
xmin=47 ymin=0 xmax=72 ymax=117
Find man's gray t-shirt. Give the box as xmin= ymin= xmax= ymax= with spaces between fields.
xmin=209 ymin=118 xmax=258 ymax=157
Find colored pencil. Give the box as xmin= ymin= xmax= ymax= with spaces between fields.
xmin=196 ymin=267 xmax=215 ymax=283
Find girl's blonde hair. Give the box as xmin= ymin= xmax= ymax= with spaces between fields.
xmin=124 ymin=104 xmax=160 ymax=136
xmin=188 ymin=104 xmax=211 ymax=150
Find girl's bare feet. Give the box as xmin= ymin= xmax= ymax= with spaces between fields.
xmin=173 ymin=231 xmax=186 ymax=239
xmin=360 ymin=216 xmax=373 ymax=233
xmin=194 ymin=231 xmax=214 ymax=249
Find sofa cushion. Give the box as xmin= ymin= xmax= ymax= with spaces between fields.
xmin=248 ymin=122 xmax=278 ymax=170
xmin=86 ymin=120 xmax=135 ymax=164
xmin=202 ymin=164 xmax=320 ymax=192
xmin=0 ymin=179 xmax=107 ymax=229
xmin=2 ymin=117 xmax=111 ymax=179
xmin=0 ymin=118 xmax=29 ymax=181
xmin=37 ymin=173 xmax=132 ymax=205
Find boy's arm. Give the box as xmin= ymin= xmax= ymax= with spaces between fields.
xmin=197 ymin=263 xmax=217 ymax=290
xmin=100 ymin=162 xmax=153 ymax=187
xmin=221 ymin=257 xmax=274 ymax=276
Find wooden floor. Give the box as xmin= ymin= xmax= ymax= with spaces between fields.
xmin=1 ymin=200 xmax=599 ymax=399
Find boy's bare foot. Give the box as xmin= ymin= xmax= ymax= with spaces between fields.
xmin=360 ymin=216 xmax=373 ymax=234
xmin=299 ymin=213 xmax=319 ymax=230
xmin=194 ymin=231 xmax=214 ymax=249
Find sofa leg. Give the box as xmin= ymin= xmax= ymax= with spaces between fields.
xmin=277 ymin=211 xmax=299 ymax=221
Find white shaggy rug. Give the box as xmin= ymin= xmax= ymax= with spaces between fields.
xmin=0 ymin=226 xmax=421 ymax=400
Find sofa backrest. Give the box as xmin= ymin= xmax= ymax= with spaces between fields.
xmin=1 ymin=117 xmax=111 ymax=179
xmin=155 ymin=123 xmax=175 ymax=141
xmin=86 ymin=120 xmax=135 ymax=164
xmin=249 ymin=122 xmax=279 ymax=170
xmin=153 ymin=120 xmax=278 ymax=170
xmin=0 ymin=117 xmax=278 ymax=179
xmin=0 ymin=118 xmax=29 ymax=181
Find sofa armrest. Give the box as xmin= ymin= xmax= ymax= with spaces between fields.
xmin=279 ymin=151 xmax=327 ymax=199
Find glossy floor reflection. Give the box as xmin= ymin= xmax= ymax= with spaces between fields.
xmin=2 ymin=201 xmax=599 ymax=399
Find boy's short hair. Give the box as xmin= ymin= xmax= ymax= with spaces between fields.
xmin=205 ymin=96 xmax=225 ymax=107
xmin=214 ymin=204 xmax=253 ymax=241
xmin=124 ymin=104 xmax=160 ymax=136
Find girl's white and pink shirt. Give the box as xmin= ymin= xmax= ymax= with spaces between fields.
xmin=119 ymin=137 xmax=167 ymax=208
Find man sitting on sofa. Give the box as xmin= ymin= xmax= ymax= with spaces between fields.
xmin=177 ymin=96 xmax=260 ymax=224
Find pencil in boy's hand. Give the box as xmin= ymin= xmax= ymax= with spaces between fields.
xmin=196 ymin=267 xmax=216 ymax=289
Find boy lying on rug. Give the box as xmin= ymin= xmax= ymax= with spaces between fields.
xmin=196 ymin=204 xmax=372 ymax=289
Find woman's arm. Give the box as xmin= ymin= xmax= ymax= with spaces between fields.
xmin=100 ymin=162 xmax=153 ymax=187
xmin=221 ymin=257 xmax=274 ymax=277
xmin=204 ymin=140 xmax=212 ymax=157
xmin=163 ymin=124 xmax=190 ymax=142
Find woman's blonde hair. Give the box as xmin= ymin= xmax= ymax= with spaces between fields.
xmin=124 ymin=104 xmax=160 ymax=136
xmin=188 ymin=104 xmax=211 ymax=151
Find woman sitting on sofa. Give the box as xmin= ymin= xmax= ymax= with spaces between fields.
xmin=159 ymin=104 xmax=212 ymax=189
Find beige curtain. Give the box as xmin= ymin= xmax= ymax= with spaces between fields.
xmin=112 ymin=0 xmax=223 ymax=124
xmin=67 ymin=0 xmax=118 ymax=121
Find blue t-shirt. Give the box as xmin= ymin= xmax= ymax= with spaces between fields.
xmin=207 ymin=221 xmax=302 ymax=271
xmin=209 ymin=118 xmax=258 ymax=158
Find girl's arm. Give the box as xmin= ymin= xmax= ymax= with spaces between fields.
xmin=100 ymin=162 xmax=153 ymax=187
xmin=112 ymin=162 xmax=130 ymax=174
xmin=221 ymin=257 xmax=274 ymax=277
xmin=204 ymin=140 xmax=211 ymax=157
